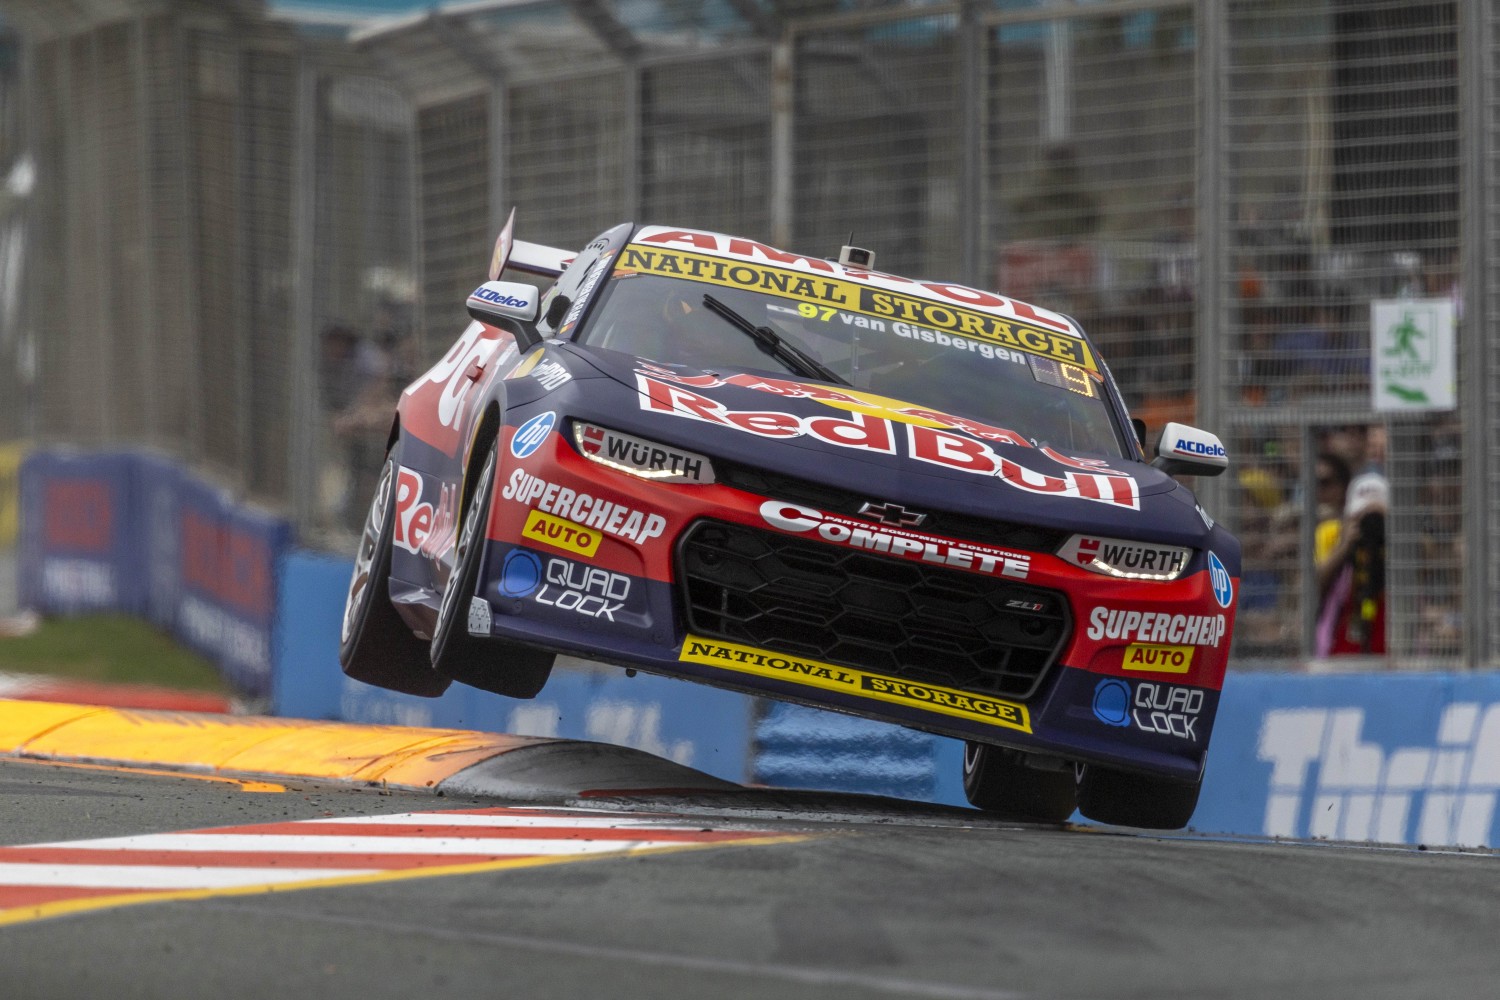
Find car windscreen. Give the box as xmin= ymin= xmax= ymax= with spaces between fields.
xmin=575 ymin=248 xmax=1127 ymax=459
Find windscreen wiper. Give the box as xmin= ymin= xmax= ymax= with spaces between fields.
xmin=701 ymin=294 xmax=850 ymax=386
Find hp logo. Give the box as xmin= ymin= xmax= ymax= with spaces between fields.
xmin=1207 ymin=551 xmax=1233 ymax=608
xmin=510 ymin=411 xmax=557 ymax=459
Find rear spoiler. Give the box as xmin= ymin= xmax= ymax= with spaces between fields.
xmin=488 ymin=208 xmax=575 ymax=280
xmin=507 ymin=240 xmax=574 ymax=279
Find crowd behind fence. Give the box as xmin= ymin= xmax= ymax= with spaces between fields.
xmin=0 ymin=0 xmax=1491 ymax=670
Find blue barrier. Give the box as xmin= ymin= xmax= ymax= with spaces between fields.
xmin=21 ymin=448 xmax=1500 ymax=847
xmin=172 ymin=475 xmax=292 ymax=695
xmin=753 ymin=671 xmax=1500 ymax=848
xmin=17 ymin=449 xmax=292 ymax=698
xmin=1195 ymin=671 xmax=1500 ymax=848
xmin=273 ymin=550 xmax=756 ymax=783
xmin=19 ymin=451 xmax=140 ymax=616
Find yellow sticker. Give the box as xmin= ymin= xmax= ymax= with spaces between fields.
xmin=1122 ymin=643 xmax=1195 ymax=674
xmin=522 ymin=509 xmax=602 ymax=557
xmin=618 ymin=246 xmax=1097 ymax=372
xmin=0 ymin=440 xmax=26 ymax=548
xmin=680 ymin=634 xmax=1031 ymax=733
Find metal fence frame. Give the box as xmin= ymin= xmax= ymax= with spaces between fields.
xmin=0 ymin=0 xmax=1492 ymax=670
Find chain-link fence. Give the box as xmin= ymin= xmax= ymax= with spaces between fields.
xmin=0 ymin=0 xmax=1490 ymax=670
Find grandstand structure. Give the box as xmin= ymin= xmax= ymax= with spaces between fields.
xmin=0 ymin=0 xmax=1488 ymax=670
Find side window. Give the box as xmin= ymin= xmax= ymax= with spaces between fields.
xmin=536 ymin=222 xmax=633 ymax=339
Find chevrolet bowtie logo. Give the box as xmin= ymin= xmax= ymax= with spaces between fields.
xmin=858 ymin=501 xmax=927 ymax=527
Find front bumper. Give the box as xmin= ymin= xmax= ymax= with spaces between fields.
xmin=475 ymin=420 xmax=1235 ymax=782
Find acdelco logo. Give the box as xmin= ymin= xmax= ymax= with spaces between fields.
xmin=1174 ymin=438 xmax=1226 ymax=458
xmin=473 ymin=287 xmax=531 ymax=309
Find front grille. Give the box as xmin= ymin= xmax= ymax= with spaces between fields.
xmin=677 ymin=519 xmax=1069 ymax=700
xmin=716 ymin=461 xmax=1067 ymax=554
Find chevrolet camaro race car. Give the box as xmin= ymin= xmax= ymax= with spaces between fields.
xmin=339 ymin=213 xmax=1239 ymax=829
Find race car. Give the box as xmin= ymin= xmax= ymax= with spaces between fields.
xmin=339 ymin=211 xmax=1239 ymax=829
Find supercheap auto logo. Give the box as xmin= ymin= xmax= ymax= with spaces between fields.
xmin=680 ymin=635 xmax=1031 ymax=733
xmin=616 ymin=245 xmax=1097 ymax=372
xmin=501 ymin=468 xmax=667 ymax=559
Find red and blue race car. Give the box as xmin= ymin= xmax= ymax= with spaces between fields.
xmin=339 ymin=214 xmax=1239 ymax=829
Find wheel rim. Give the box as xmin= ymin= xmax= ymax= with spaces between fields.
xmin=962 ymin=742 xmax=983 ymax=779
xmin=436 ymin=449 xmax=494 ymax=645
xmin=342 ymin=457 xmax=395 ymax=646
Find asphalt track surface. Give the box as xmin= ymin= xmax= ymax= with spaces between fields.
xmin=2 ymin=754 xmax=1498 ymax=1000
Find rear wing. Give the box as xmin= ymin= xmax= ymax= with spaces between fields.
xmin=508 ymin=240 xmax=574 ymax=278
xmin=488 ymin=208 xmax=575 ymax=280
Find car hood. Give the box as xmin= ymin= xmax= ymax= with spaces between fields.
xmin=555 ymin=343 xmax=1200 ymax=543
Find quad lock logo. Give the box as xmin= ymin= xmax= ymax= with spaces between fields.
xmin=499 ymin=549 xmax=633 ymax=622
xmin=1092 ymin=677 xmax=1204 ymax=741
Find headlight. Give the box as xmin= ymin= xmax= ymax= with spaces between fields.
xmin=1057 ymin=534 xmax=1191 ymax=581
xmin=572 ymin=421 xmax=715 ymax=484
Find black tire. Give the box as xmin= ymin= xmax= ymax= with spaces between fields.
xmin=430 ymin=439 xmax=553 ymax=699
xmin=1076 ymin=764 xmax=1201 ymax=830
xmin=339 ymin=453 xmax=452 ymax=697
xmin=962 ymin=742 xmax=1078 ymax=823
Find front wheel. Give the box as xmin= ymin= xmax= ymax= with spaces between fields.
xmin=962 ymin=743 xmax=1077 ymax=823
xmin=1076 ymin=765 xmax=1201 ymax=830
xmin=339 ymin=453 xmax=451 ymax=697
xmin=430 ymin=438 xmax=553 ymax=699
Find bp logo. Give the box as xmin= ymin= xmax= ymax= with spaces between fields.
xmin=1208 ymin=551 xmax=1233 ymax=609
xmin=1092 ymin=678 xmax=1132 ymax=728
xmin=510 ymin=411 xmax=556 ymax=459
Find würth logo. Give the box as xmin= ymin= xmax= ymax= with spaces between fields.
xmin=858 ymin=501 xmax=927 ymax=527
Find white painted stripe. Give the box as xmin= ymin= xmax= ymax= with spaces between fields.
xmin=303 ymin=812 xmax=712 ymax=830
xmin=36 ymin=834 xmax=676 ymax=856
xmin=0 ymin=864 xmax=376 ymax=890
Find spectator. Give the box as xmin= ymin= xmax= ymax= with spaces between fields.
xmin=1232 ymin=465 xmax=1296 ymax=657
xmin=318 ymin=321 xmax=387 ymax=533
xmin=332 ymin=330 xmax=414 ymax=531
xmin=1315 ymin=466 xmax=1389 ymax=656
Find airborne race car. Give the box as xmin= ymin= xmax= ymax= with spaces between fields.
xmin=340 ymin=214 xmax=1239 ymax=829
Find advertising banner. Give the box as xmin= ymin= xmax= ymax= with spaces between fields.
xmin=135 ymin=454 xmax=183 ymax=631
xmin=755 ymin=671 xmax=1500 ymax=849
xmin=18 ymin=451 xmax=140 ymax=616
xmin=1193 ymin=671 xmax=1500 ymax=848
xmin=16 ymin=450 xmax=292 ymax=697
xmin=173 ymin=476 xmax=293 ymax=697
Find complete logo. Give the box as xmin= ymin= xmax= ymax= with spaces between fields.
xmin=510 ymin=411 xmax=557 ymax=459
xmin=1208 ymin=551 xmax=1233 ymax=608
